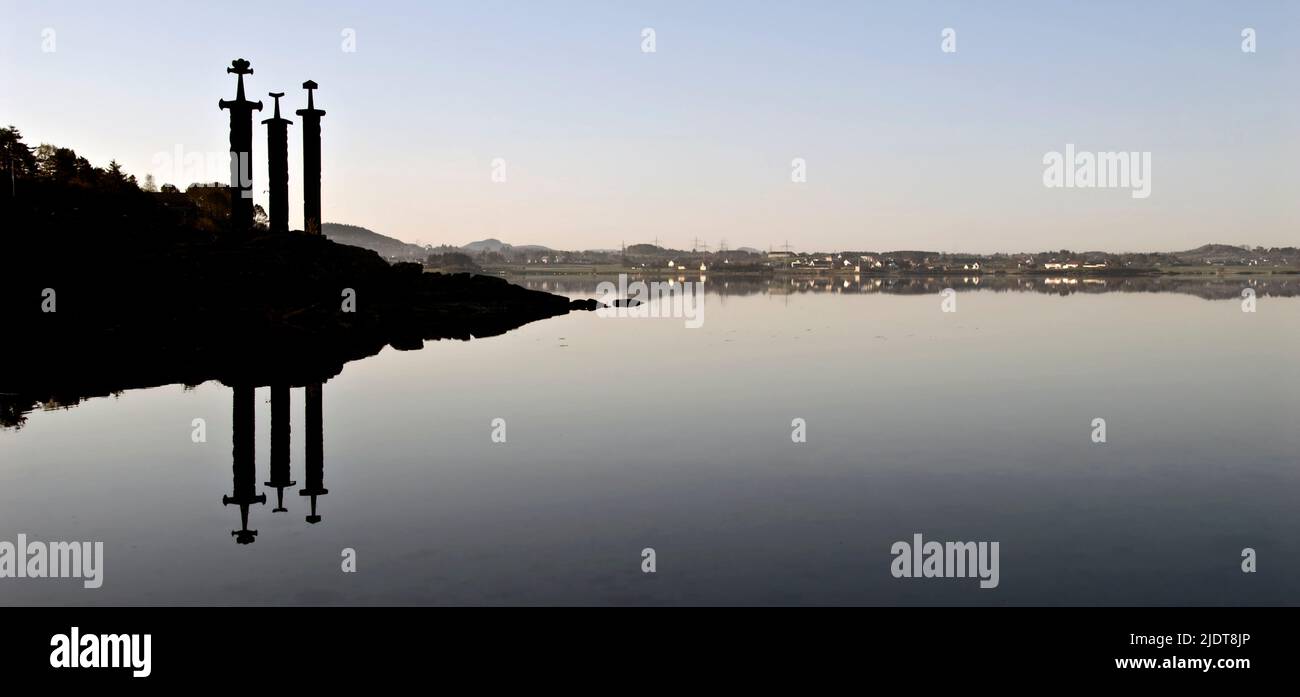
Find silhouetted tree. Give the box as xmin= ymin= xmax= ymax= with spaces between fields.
xmin=0 ymin=126 xmax=37 ymax=189
xmin=184 ymin=183 xmax=233 ymax=233
xmin=35 ymin=144 xmax=73 ymax=182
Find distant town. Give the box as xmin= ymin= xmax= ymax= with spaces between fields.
xmin=321 ymin=224 xmax=1300 ymax=278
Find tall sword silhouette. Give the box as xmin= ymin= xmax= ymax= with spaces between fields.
xmin=218 ymin=59 xmax=262 ymax=235
xmin=261 ymin=92 xmax=292 ymax=234
xmin=296 ymin=80 xmax=325 ymax=235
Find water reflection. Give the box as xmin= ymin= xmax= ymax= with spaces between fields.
xmin=301 ymin=382 xmax=328 ymax=525
xmin=3 ymin=273 xmax=1291 ymax=432
xmin=224 ymin=385 xmax=265 ymax=544
xmin=517 ymin=273 xmax=1300 ymax=300
xmin=0 ymin=283 xmax=1296 ymax=605
xmin=223 ymin=381 xmax=327 ymax=543
xmin=266 ymin=384 xmax=295 ymax=512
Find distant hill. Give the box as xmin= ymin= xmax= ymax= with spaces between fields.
xmin=1171 ymin=244 xmax=1255 ymax=264
xmin=323 ymin=222 xmax=425 ymax=260
xmin=462 ymin=238 xmax=552 ymax=254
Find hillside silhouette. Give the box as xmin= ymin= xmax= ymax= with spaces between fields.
xmin=323 ymin=222 xmax=427 ymax=260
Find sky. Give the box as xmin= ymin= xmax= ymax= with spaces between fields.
xmin=2 ymin=0 xmax=1297 ymax=253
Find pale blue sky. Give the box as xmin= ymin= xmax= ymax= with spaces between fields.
xmin=2 ymin=0 xmax=1296 ymax=252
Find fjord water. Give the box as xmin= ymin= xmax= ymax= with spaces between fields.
xmin=2 ymin=281 xmax=1297 ymax=605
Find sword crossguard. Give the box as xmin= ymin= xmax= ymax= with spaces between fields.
xmin=219 ymin=58 xmax=262 ymax=111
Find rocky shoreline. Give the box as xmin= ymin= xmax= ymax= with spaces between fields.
xmin=0 ymin=232 xmax=594 ymax=428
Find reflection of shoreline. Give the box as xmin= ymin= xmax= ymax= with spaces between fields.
xmin=519 ymin=273 xmax=1300 ymax=300
xmin=0 ymin=298 xmax=566 ymax=431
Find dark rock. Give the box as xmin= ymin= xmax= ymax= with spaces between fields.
xmin=0 ymin=231 xmax=576 ymax=428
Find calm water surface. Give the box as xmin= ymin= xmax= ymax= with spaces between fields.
xmin=2 ymin=280 xmax=1297 ymax=605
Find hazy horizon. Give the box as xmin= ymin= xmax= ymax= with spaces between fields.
xmin=3 ymin=0 xmax=1296 ymax=253
xmin=326 ymin=223 xmax=1294 ymax=255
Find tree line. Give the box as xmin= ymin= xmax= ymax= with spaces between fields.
xmin=1 ymin=125 xmax=268 ymax=238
